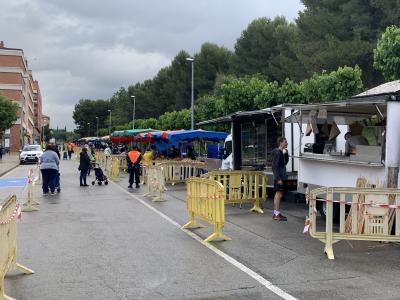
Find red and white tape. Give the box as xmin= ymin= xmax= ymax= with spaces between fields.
xmin=0 ymin=203 xmax=21 ymax=225
xmin=303 ymin=218 xmax=311 ymax=234
xmin=306 ymin=194 xmax=400 ymax=209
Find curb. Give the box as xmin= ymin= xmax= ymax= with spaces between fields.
xmin=0 ymin=163 xmax=20 ymax=178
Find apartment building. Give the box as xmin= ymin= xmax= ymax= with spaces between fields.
xmin=0 ymin=41 xmax=44 ymax=152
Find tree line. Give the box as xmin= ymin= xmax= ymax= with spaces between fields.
xmin=73 ymin=1 xmax=400 ymax=136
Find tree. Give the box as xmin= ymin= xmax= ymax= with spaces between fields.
xmin=300 ymin=65 xmax=364 ymax=103
xmin=0 ymin=94 xmax=18 ymax=135
xmin=72 ymin=99 xmax=111 ymax=137
xmin=194 ymin=43 xmax=233 ymax=97
xmin=231 ymin=17 xmax=306 ymax=82
xmin=216 ymin=76 xmax=268 ymax=114
xmin=374 ymin=26 xmax=400 ymax=81
xmin=196 ymin=95 xmax=225 ymax=122
xmin=109 ymin=87 xmax=131 ymax=126
xmin=294 ymin=0 xmax=394 ymax=87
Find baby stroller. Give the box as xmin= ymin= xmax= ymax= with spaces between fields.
xmin=91 ymin=162 xmax=109 ymax=186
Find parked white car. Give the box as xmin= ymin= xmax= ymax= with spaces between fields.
xmin=20 ymin=144 xmax=43 ymax=164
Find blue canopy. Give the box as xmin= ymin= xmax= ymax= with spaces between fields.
xmin=162 ymin=130 xmax=228 ymax=142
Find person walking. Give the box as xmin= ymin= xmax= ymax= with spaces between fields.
xmin=67 ymin=143 xmax=73 ymax=160
xmin=271 ymin=137 xmax=289 ymax=221
xmin=51 ymin=144 xmax=62 ymax=193
xmin=40 ymin=144 xmax=60 ymax=195
xmin=127 ymin=146 xmax=142 ymax=189
xmin=103 ymin=144 xmax=112 ymax=172
xmin=79 ymin=148 xmax=91 ymax=187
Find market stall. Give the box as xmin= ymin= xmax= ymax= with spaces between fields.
xmin=285 ymin=81 xmax=400 ymax=192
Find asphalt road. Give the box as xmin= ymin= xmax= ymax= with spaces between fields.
xmin=3 ymin=158 xmax=400 ymax=299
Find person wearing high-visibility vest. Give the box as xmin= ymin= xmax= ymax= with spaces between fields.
xmin=127 ymin=146 xmax=142 ymax=189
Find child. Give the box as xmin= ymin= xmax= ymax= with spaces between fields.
xmin=63 ymin=151 xmax=68 ymax=160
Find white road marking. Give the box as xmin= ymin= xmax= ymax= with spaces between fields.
xmin=111 ymin=181 xmax=297 ymax=300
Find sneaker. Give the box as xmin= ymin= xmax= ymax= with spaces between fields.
xmin=50 ymin=191 xmax=56 ymax=196
xmin=83 ymin=184 xmax=89 ymax=187
xmin=136 ymin=184 xmax=140 ymax=189
xmin=272 ymin=213 xmax=287 ymax=221
xmin=128 ymin=185 xmax=133 ymax=188
xmin=43 ymin=192 xmax=49 ymax=196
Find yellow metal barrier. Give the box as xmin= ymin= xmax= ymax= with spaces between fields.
xmin=201 ymin=171 xmax=267 ymax=214
xmin=160 ymin=161 xmax=206 ymax=185
xmin=104 ymin=155 xmax=112 ymax=174
xmin=118 ymin=155 xmax=127 ymax=172
xmin=22 ymin=168 xmax=40 ymax=212
xmin=34 ymin=163 xmax=42 ymax=185
xmin=182 ymin=177 xmax=231 ymax=242
xmin=109 ymin=156 xmax=121 ymax=181
xmin=307 ymin=187 xmax=400 ymax=259
xmin=144 ymin=165 xmax=166 ymax=201
xmin=1 ymin=195 xmax=34 ymax=299
xmin=141 ymin=160 xmax=169 ymax=184
xmin=74 ymin=146 xmax=82 ymax=161
xmin=95 ymin=151 xmax=106 ymax=169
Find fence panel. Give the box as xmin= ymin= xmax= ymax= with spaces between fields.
xmin=144 ymin=165 xmax=166 ymax=201
xmin=0 ymin=195 xmax=34 ymax=299
xmin=160 ymin=161 xmax=206 ymax=185
xmin=109 ymin=155 xmax=121 ymax=181
xmin=182 ymin=177 xmax=231 ymax=242
xmin=307 ymin=187 xmax=400 ymax=259
xmin=201 ymin=171 xmax=267 ymax=213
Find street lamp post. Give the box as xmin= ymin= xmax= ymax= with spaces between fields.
xmin=107 ymin=109 xmax=112 ymax=135
xmin=130 ymin=95 xmax=136 ymax=130
xmin=186 ymin=57 xmax=194 ymax=130
xmin=87 ymin=122 xmax=91 ymax=137
xmin=96 ymin=117 xmax=99 ymax=137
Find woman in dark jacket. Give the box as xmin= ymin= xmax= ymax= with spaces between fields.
xmin=79 ymin=148 xmax=91 ymax=186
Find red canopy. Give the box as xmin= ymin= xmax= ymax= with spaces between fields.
xmin=111 ymin=136 xmax=134 ymax=143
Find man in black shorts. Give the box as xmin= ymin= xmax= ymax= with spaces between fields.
xmin=271 ymin=137 xmax=289 ymax=221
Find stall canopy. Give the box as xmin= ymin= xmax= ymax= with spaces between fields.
xmin=161 ymin=129 xmax=228 ymax=142
xmin=135 ymin=131 xmax=164 ymax=143
xmin=111 ymin=128 xmax=154 ymax=142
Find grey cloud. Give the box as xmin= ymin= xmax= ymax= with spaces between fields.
xmin=0 ymin=0 xmax=303 ymax=129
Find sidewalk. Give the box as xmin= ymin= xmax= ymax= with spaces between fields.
xmin=0 ymin=153 xmax=20 ymax=176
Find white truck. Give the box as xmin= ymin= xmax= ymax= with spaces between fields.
xmin=284 ymin=80 xmax=400 ymax=218
xmin=199 ymin=105 xmax=300 ymax=192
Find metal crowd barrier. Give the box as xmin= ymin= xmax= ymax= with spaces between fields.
xmin=159 ymin=161 xmax=206 ymax=185
xmin=307 ymin=187 xmax=400 ymax=259
xmin=109 ymin=156 xmax=121 ymax=181
xmin=201 ymin=171 xmax=267 ymax=213
xmin=141 ymin=160 xmax=169 ymax=185
xmin=144 ymin=165 xmax=166 ymax=201
xmin=104 ymin=155 xmax=112 ymax=174
xmin=95 ymin=151 xmax=106 ymax=169
xmin=74 ymin=147 xmax=82 ymax=160
xmin=22 ymin=168 xmax=40 ymax=212
xmin=119 ymin=156 xmax=127 ymax=172
xmin=182 ymin=177 xmax=231 ymax=242
xmin=0 ymin=195 xmax=34 ymax=299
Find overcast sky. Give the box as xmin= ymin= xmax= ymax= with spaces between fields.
xmin=0 ymin=0 xmax=303 ymax=130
